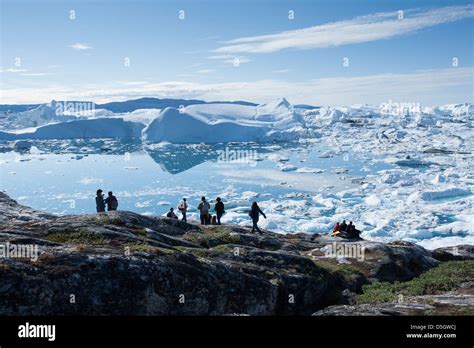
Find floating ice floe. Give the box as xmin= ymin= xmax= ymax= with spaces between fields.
xmin=296 ymin=167 xmax=324 ymax=174
xmin=277 ymin=163 xmax=297 ymax=172
xmin=420 ymin=188 xmax=471 ymax=201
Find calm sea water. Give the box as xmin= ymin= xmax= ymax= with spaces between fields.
xmin=0 ymin=139 xmax=390 ymax=219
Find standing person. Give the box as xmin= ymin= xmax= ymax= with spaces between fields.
xmin=197 ymin=196 xmax=211 ymax=225
xmin=104 ymin=191 xmax=118 ymax=211
xmin=178 ymin=198 xmax=188 ymax=222
xmin=95 ymin=189 xmax=105 ymax=213
xmin=249 ymin=201 xmax=266 ymax=233
xmin=214 ymin=197 xmax=225 ymax=225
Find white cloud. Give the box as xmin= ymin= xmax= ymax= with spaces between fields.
xmin=209 ymin=54 xmax=234 ymax=60
xmin=215 ymin=5 xmax=474 ymax=54
xmin=272 ymin=69 xmax=290 ymax=73
xmin=208 ymin=54 xmax=251 ymax=65
xmin=20 ymin=73 xmax=51 ymax=76
xmin=2 ymin=67 xmax=472 ymax=106
xmin=196 ymin=69 xmax=215 ymax=74
xmin=69 ymin=43 xmax=93 ymax=50
xmin=176 ymin=73 xmax=194 ymax=78
xmin=2 ymin=68 xmax=29 ymax=73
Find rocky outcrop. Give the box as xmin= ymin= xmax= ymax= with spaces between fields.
xmin=431 ymin=245 xmax=474 ymax=261
xmin=313 ymin=283 xmax=474 ymax=316
xmin=0 ymin=192 xmax=471 ymax=315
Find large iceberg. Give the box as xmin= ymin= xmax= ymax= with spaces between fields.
xmin=142 ymin=98 xmax=310 ymax=143
xmin=142 ymin=107 xmax=269 ymax=143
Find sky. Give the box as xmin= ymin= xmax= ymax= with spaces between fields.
xmin=1 ymin=0 xmax=473 ymax=106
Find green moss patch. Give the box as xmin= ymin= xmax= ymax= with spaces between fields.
xmin=183 ymin=226 xmax=240 ymax=247
xmin=46 ymin=230 xmax=106 ymax=245
xmin=124 ymin=242 xmax=154 ymax=253
xmin=357 ymin=260 xmax=474 ymax=303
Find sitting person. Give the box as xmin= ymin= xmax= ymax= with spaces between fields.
xmin=346 ymin=221 xmax=353 ymax=233
xmin=340 ymin=220 xmax=347 ymax=232
xmin=332 ymin=220 xmax=363 ymax=239
xmin=166 ymin=207 xmax=178 ymax=219
xmin=347 ymin=222 xmax=361 ymax=239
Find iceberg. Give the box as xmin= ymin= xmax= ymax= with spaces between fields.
xmin=143 ymin=107 xmax=270 ymax=143
xmin=0 ymin=118 xmax=144 ymax=140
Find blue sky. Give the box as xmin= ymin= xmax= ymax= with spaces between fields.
xmin=1 ymin=0 xmax=473 ymax=105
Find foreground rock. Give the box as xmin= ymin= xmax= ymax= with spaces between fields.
xmin=314 ymin=285 xmax=474 ymax=316
xmin=0 ymin=192 xmax=472 ymax=315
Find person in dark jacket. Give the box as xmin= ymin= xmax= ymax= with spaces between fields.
xmin=104 ymin=191 xmax=118 ymax=211
xmin=347 ymin=221 xmax=360 ymax=238
xmin=249 ymin=201 xmax=266 ymax=233
xmin=346 ymin=221 xmax=353 ymax=234
xmin=95 ymin=189 xmax=105 ymax=213
xmin=166 ymin=207 xmax=178 ymax=219
xmin=340 ymin=220 xmax=347 ymax=232
xmin=214 ymin=197 xmax=225 ymax=225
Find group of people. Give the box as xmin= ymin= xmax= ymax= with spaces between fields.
xmin=95 ymin=189 xmax=119 ymax=212
xmin=95 ymin=189 xmax=267 ymax=233
xmin=95 ymin=189 xmax=364 ymax=237
xmin=167 ymin=197 xmax=266 ymax=233
xmin=332 ymin=220 xmax=360 ymax=238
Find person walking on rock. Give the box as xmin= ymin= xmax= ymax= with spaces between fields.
xmin=214 ymin=197 xmax=225 ymax=225
xmin=249 ymin=201 xmax=266 ymax=233
xmin=178 ymin=198 xmax=188 ymax=222
xmin=198 ymin=196 xmax=211 ymax=225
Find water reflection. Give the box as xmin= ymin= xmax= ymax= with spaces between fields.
xmin=0 ymin=138 xmax=309 ymax=175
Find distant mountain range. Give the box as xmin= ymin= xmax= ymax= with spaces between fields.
xmin=0 ymin=104 xmax=41 ymax=113
xmin=0 ymin=97 xmax=260 ymax=114
xmin=0 ymin=97 xmax=320 ymax=114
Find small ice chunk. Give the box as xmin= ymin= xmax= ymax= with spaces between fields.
xmin=365 ymin=194 xmax=381 ymax=206
xmin=296 ymin=167 xmax=324 ymax=173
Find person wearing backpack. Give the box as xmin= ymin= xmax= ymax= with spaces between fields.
xmin=214 ymin=197 xmax=225 ymax=225
xmin=249 ymin=201 xmax=266 ymax=233
xmin=104 ymin=191 xmax=118 ymax=211
xmin=178 ymin=198 xmax=188 ymax=222
xmin=95 ymin=189 xmax=106 ymax=213
xmin=197 ymin=196 xmax=210 ymax=225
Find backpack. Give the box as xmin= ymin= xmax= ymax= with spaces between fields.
xmin=200 ymin=201 xmax=210 ymax=214
xmin=178 ymin=203 xmax=185 ymax=211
